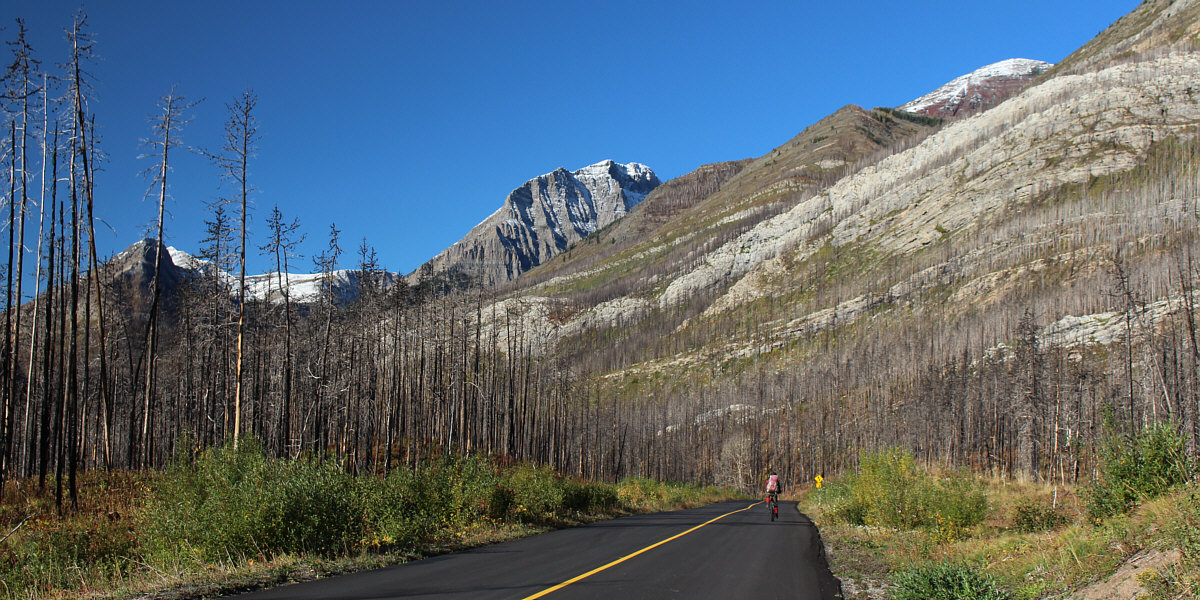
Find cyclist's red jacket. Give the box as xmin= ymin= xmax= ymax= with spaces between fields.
xmin=765 ymin=474 xmax=780 ymax=493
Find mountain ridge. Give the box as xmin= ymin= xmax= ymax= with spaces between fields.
xmin=409 ymin=159 xmax=661 ymax=286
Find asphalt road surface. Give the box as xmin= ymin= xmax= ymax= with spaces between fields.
xmin=230 ymin=500 xmax=842 ymax=600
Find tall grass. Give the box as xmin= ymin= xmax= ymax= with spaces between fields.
xmin=148 ymin=439 xmax=360 ymax=558
xmin=806 ymin=443 xmax=1200 ymax=600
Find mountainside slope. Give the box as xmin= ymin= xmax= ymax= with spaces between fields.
xmin=513 ymin=105 xmax=942 ymax=312
xmin=411 ymin=160 xmax=661 ymax=286
xmin=1046 ymin=0 xmax=1200 ymax=78
xmin=487 ymin=37 xmax=1200 ymax=369
xmin=693 ymin=51 xmax=1200 ymax=320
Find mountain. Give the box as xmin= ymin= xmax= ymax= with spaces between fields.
xmin=103 ymin=241 xmax=399 ymax=313
xmin=102 ymin=160 xmax=653 ymax=309
xmin=898 ymin=58 xmax=1051 ymax=118
xmin=409 ymin=160 xmax=661 ymax=285
xmin=169 ymin=246 xmax=399 ymax=305
xmin=504 ymin=42 xmax=1200 ymax=359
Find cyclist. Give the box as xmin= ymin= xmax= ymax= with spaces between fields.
xmin=765 ymin=470 xmax=781 ymax=503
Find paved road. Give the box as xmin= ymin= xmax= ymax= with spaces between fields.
xmin=230 ymin=501 xmax=842 ymax=600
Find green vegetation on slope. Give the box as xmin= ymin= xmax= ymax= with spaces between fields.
xmin=1084 ymin=421 xmax=1195 ymax=521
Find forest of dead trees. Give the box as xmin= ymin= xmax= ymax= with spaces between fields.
xmin=2 ymin=13 xmax=1200 ymax=514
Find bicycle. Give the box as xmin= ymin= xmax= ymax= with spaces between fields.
xmin=766 ymin=490 xmax=779 ymax=521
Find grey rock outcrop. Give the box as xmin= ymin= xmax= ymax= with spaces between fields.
xmin=411 ymin=160 xmax=660 ymax=285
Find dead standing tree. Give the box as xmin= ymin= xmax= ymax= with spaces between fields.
xmin=0 ymin=18 xmax=41 ymax=494
xmin=260 ymin=205 xmax=303 ymax=455
xmin=137 ymin=87 xmax=198 ymax=467
xmin=218 ymin=88 xmax=258 ymax=449
xmin=60 ymin=12 xmax=99 ymax=507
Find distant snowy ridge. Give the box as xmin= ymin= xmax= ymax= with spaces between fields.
xmin=900 ymin=58 xmax=1052 ymax=117
xmin=164 ymin=244 xmax=396 ymax=304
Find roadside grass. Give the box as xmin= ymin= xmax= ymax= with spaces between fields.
xmin=0 ymin=442 xmax=742 ymax=600
xmin=803 ymin=436 xmax=1200 ymax=600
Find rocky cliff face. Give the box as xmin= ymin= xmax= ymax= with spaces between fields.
xmin=410 ymin=160 xmax=660 ymax=285
xmin=899 ymin=58 xmax=1051 ymax=118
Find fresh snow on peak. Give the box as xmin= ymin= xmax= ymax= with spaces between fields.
xmin=573 ymin=160 xmax=655 ymax=182
xmin=972 ymin=58 xmax=1050 ymax=78
xmin=621 ymin=162 xmax=654 ymax=179
xmin=900 ymin=58 xmax=1052 ymax=115
xmin=573 ymin=159 xmax=618 ymax=178
xmin=167 ymin=246 xmax=209 ymax=271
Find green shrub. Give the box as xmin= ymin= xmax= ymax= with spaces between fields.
xmin=149 ymin=440 xmax=727 ymax=561
xmin=359 ymin=454 xmax=500 ymax=548
xmin=927 ymin=471 xmax=989 ymax=538
xmin=1137 ymin=564 xmax=1194 ymax=600
xmin=149 ymin=439 xmax=361 ymax=559
xmin=1012 ymin=499 xmax=1069 ymax=533
xmin=1085 ymin=423 xmax=1194 ymax=520
xmin=473 ymin=464 xmax=622 ymax=524
xmin=855 ymin=448 xmax=928 ymax=528
xmin=488 ymin=485 xmax=516 ymax=520
xmin=616 ymin=476 xmax=657 ymax=507
xmin=500 ymin=464 xmax=565 ymax=523
xmin=1165 ymin=482 xmax=1200 ymax=597
xmin=826 ymin=449 xmax=988 ymax=536
xmin=830 ymin=497 xmax=870 ymax=526
xmin=893 ymin=562 xmax=1010 ymax=600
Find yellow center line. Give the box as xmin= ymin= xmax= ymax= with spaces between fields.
xmin=518 ymin=501 xmax=762 ymax=600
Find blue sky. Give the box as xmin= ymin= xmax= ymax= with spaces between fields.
xmin=5 ymin=1 xmax=1138 ymax=277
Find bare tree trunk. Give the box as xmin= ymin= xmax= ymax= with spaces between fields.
xmin=23 ymin=79 xmax=50 ymax=477
xmin=223 ymin=89 xmax=258 ymax=450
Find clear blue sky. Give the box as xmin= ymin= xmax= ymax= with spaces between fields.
xmin=5 ymin=1 xmax=1138 ymax=277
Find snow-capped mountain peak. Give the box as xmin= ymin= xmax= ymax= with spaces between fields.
xmin=412 ymin=159 xmax=661 ymax=284
xmin=900 ymin=58 xmax=1052 ymax=117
